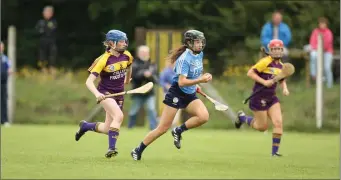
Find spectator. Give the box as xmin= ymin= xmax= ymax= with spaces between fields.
xmin=159 ymin=61 xmax=175 ymax=94
xmin=35 ymin=5 xmax=57 ymax=72
xmin=1 ymin=41 xmax=11 ymax=127
xmin=128 ymin=45 xmax=158 ymax=130
xmin=261 ymin=10 xmax=292 ymax=62
xmin=159 ymin=61 xmax=181 ymax=128
xmin=309 ymin=17 xmax=334 ymax=88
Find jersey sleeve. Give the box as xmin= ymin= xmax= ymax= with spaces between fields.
xmin=88 ymin=53 xmax=109 ymax=76
xmin=252 ymin=58 xmax=271 ymax=73
xmin=123 ymin=50 xmax=134 ymax=66
xmin=175 ymin=57 xmax=190 ymax=77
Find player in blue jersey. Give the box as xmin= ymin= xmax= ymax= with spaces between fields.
xmin=131 ymin=30 xmax=212 ymax=161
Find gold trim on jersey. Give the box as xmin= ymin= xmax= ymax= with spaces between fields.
xmin=103 ymin=61 xmax=129 ymax=72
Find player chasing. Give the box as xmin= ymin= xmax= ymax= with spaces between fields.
xmin=74 ymin=30 xmax=133 ymax=158
xmin=131 ymin=30 xmax=212 ymax=161
xmin=235 ymin=39 xmax=290 ymax=157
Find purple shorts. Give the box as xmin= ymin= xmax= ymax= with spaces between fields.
xmin=98 ymin=88 xmax=124 ymax=110
xmin=249 ymin=95 xmax=279 ymax=111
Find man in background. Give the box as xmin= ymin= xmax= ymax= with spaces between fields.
xmin=128 ymin=45 xmax=158 ymax=130
xmin=1 ymin=41 xmax=12 ymax=127
xmin=261 ymin=11 xmax=292 ymax=62
xmin=35 ymin=5 xmax=57 ymax=72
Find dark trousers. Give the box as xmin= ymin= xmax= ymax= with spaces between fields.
xmin=1 ymin=83 xmax=8 ymax=124
xmin=39 ymin=39 xmax=57 ymax=68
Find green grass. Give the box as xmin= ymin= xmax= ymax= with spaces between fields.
xmin=1 ymin=125 xmax=339 ymax=179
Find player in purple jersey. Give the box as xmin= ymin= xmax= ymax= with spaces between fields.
xmin=74 ymin=30 xmax=133 ymax=158
xmin=235 ymin=39 xmax=290 ymax=157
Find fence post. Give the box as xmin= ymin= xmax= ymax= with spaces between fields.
xmin=316 ymin=33 xmax=323 ymax=129
xmin=7 ymin=26 xmax=16 ymax=124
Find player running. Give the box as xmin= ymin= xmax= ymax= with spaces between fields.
xmin=131 ymin=30 xmax=212 ymax=161
xmin=235 ymin=39 xmax=290 ymax=157
xmin=74 ymin=30 xmax=133 ymax=158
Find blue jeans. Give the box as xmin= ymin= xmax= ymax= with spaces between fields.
xmin=310 ymin=51 xmax=334 ymax=88
xmin=128 ymin=95 xmax=158 ymax=130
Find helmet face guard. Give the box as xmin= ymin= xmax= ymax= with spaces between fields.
xmin=187 ymin=37 xmax=206 ymax=53
xmin=268 ymin=39 xmax=284 ymax=59
xmin=184 ymin=30 xmax=206 ymax=53
xmin=114 ymin=38 xmax=128 ymax=52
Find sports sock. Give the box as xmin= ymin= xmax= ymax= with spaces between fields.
xmin=108 ymin=127 xmax=119 ymax=149
xmin=245 ymin=116 xmax=253 ymax=126
xmin=136 ymin=142 xmax=147 ymax=154
xmin=175 ymin=123 xmax=188 ymax=134
xmin=239 ymin=115 xmax=253 ymax=126
xmin=82 ymin=122 xmax=98 ymax=132
xmin=272 ymin=133 xmax=282 ymax=155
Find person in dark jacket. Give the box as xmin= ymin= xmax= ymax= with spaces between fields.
xmin=1 ymin=41 xmax=11 ymax=127
xmin=128 ymin=45 xmax=158 ymax=130
xmin=35 ymin=5 xmax=57 ymax=71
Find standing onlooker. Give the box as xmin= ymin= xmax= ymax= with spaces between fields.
xmin=159 ymin=61 xmax=175 ymax=94
xmin=309 ymin=17 xmax=334 ymax=88
xmin=1 ymin=41 xmax=11 ymax=127
xmin=159 ymin=61 xmax=181 ymax=128
xmin=128 ymin=45 xmax=158 ymax=130
xmin=35 ymin=5 xmax=57 ymax=71
xmin=261 ymin=10 xmax=292 ymax=62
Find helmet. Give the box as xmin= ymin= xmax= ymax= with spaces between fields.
xmin=268 ymin=39 xmax=284 ymax=59
xmin=105 ymin=30 xmax=128 ymax=52
xmin=183 ymin=30 xmax=206 ymax=53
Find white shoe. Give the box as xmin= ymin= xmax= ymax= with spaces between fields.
xmin=3 ymin=122 xmax=11 ymax=127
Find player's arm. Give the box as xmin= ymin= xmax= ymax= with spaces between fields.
xmin=178 ymin=73 xmax=212 ymax=87
xmin=280 ymin=79 xmax=290 ymax=96
xmin=86 ymin=74 xmax=102 ymax=97
xmin=124 ymin=51 xmax=134 ymax=84
xmin=178 ymin=75 xmax=201 ymax=87
xmin=176 ymin=59 xmax=211 ymax=87
xmin=279 ymin=79 xmax=287 ymax=88
xmin=125 ymin=65 xmax=132 ymax=84
xmin=86 ymin=55 xmax=107 ymax=99
xmin=247 ymin=69 xmax=266 ymax=85
xmin=247 ymin=59 xmax=273 ymax=87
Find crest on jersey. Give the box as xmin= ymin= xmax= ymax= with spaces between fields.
xmin=108 ymin=65 xmax=115 ymax=71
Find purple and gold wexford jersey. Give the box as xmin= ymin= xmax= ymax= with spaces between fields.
xmin=252 ymin=56 xmax=283 ymax=97
xmin=88 ymin=50 xmax=133 ymax=93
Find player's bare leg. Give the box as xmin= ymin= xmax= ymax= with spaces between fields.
xmin=171 ymin=99 xmax=209 ymax=149
xmin=235 ymin=110 xmax=268 ymax=131
xmin=268 ymin=102 xmax=283 ymax=157
xmin=101 ymin=99 xmax=124 ymax=158
xmin=131 ymin=106 xmax=177 ymax=161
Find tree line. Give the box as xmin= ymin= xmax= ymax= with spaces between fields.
xmin=1 ymin=0 xmax=339 ymax=75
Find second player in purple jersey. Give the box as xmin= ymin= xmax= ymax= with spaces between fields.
xmin=74 ymin=29 xmax=133 ymax=159
xmin=235 ymin=39 xmax=290 ymax=157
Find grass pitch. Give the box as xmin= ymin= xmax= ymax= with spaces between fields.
xmin=1 ymin=125 xmax=339 ymax=179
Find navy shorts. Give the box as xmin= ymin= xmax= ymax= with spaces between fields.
xmin=163 ymin=82 xmax=198 ymax=109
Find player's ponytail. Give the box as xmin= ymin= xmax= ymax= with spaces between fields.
xmin=260 ymin=47 xmax=269 ymax=57
xmin=166 ymin=45 xmax=187 ymax=64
